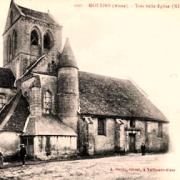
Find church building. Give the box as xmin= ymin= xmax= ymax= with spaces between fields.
xmin=0 ymin=0 xmax=169 ymax=160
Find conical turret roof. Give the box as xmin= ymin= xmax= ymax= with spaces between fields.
xmin=58 ymin=38 xmax=78 ymax=69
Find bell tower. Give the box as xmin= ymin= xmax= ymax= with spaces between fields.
xmin=3 ymin=0 xmax=62 ymax=78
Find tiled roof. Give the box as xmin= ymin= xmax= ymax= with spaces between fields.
xmin=0 ymin=93 xmax=17 ymax=125
xmin=25 ymin=114 xmax=77 ymax=136
xmin=0 ymin=68 xmax=15 ymax=88
xmin=17 ymin=5 xmax=58 ymax=25
xmin=79 ymin=71 xmax=168 ymax=122
xmin=0 ymin=91 xmax=30 ymax=132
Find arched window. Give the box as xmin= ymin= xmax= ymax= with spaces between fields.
xmin=12 ymin=30 xmax=17 ymax=56
xmin=43 ymin=90 xmax=52 ymax=114
xmin=7 ymin=36 xmax=12 ymax=62
xmin=31 ymin=30 xmax=39 ymax=46
xmin=0 ymin=94 xmax=6 ymax=109
xmin=43 ymin=31 xmax=53 ymax=50
xmin=10 ymin=11 xmax=13 ymax=25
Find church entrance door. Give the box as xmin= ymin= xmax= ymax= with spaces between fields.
xmin=129 ymin=133 xmax=136 ymax=152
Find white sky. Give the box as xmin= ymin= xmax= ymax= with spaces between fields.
xmin=0 ymin=0 xmax=180 ymax=155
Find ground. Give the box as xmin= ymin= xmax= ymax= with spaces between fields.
xmin=0 ymin=153 xmax=179 ymax=180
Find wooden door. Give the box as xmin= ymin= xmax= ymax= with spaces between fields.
xmin=129 ymin=134 xmax=136 ymax=152
xmin=45 ymin=136 xmax=51 ymax=156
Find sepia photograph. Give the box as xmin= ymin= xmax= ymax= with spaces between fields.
xmin=0 ymin=0 xmax=179 ymax=179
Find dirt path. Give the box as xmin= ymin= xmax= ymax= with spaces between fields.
xmin=0 ymin=154 xmax=178 ymax=180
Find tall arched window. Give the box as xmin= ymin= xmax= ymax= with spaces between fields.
xmin=30 ymin=28 xmax=42 ymax=57
xmin=7 ymin=36 xmax=12 ymax=62
xmin=43 ymin=31 xmax=53 ymax=50
xmin=43 ymin=90 xmax=52 ymax=114
xmin=12 ymin=30 xmax=17 ymax=56
xmin=31 ymin=30 xmax=39 ymax=46
xmin=10 ymin=11 xmax=13 ymax=25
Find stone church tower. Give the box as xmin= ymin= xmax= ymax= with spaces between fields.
xmin=3 ymin=0 xmax=62 ymax=78
xmin=0 ymin=0 xmax=169 ymax=160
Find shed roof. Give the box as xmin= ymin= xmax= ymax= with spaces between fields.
xmin=35 ymin=115 xmax=77 ymax=136
xmin=79 ymin=71 xmax=168 ymax=122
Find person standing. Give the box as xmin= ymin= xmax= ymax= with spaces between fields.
xmin=19 ymin=144 xmax=27 ymax=166
xmin=141 ymin=143 xmax=146 ymax=155
xmin=0 ymin=152 xmax=3 ymax=168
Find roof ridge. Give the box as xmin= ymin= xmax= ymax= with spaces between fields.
xmin=79 ymin=71 xmax=129 ymax=82
xmin=17 ymin=4 xmax=49 ymax=15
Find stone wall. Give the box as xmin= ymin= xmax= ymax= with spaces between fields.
xmin=34 ymin=135 xmax=77 ymax=160
xmin=93 ymin=118 xmax=115 ymax=153
xmin=147 ymin=121 xmax=169 ymax=152
xmin=21 ymin=74 xmax=58 ymax=116
xmin=135 ymin=120 xmax=145 ymax=152
xmin=38 ymin=74 xmax=57 ymax=115
xmin=78 ymin=117 xmax=116 ymax=155
xmin=58 ymin=68 xmax=79 ymax=131
xmin=77 ymin=117 xmax=87 ymax=154
xmin=0 ymin=132 xmax=20 ymax=155
xmin=3 ymin=3 xmax=21 ymax=66
xmin=79 ymin=116 xmax=169 ymax=155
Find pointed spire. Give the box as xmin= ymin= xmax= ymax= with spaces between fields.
xmin=10 ymin=0 xmax=15 ymax=6
xmin=58 ymin=38 xmax=78 ymax=69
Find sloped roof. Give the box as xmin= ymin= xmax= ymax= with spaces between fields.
xmin=58 ymin=39 xmax=78 ymax=69
xmin=24 ymin=114 xmax=76 ymax=136
xmin=0 ymin=68 xmax=15 ymax=88
xmin=35 ymin=115 xmax=76 ymax=136
xmin=79 ymin=71 xmax=167 ymax=122
xmin=3 ymin=95 xmax=30 ymax=132
xmin=0 ymin=91 xmax=30 ymax=132
xmin=17 ymin=5 xmax=58 ymax=25
xmin=0 ymin=93 xmax=17 ymax=125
